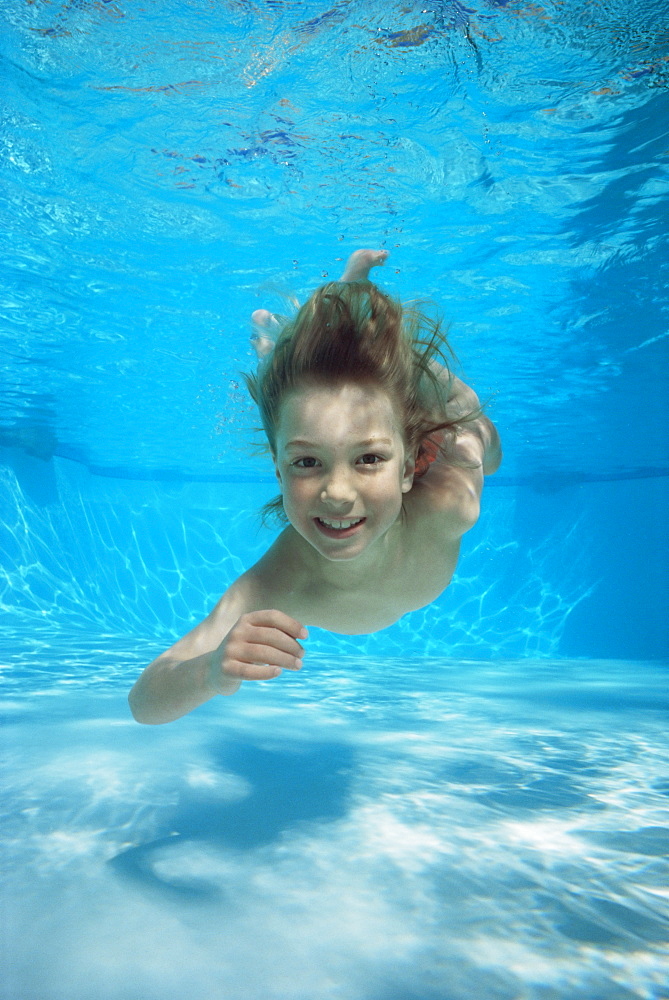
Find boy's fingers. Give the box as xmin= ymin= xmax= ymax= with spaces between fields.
xmin=243 ymin=643 xmax=302 ymax=670
xmin=221 ymin=611 xmax=308 ymax=681
xmin=230 ymin=662 xmax=283 ymax=681
xmin=245 ymin=663 xmax=284 ymax=680
xmin=245 ymin=610 xmax=308 ymax=640
xmin=243 ymin=625 xmax=304 ymax=657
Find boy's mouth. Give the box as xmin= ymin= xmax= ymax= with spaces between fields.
xmin=314 ymin=517 xmax=365 ymax=538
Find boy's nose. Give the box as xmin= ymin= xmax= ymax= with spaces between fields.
xmin=321 ymin=469 xmax=355 ymax=507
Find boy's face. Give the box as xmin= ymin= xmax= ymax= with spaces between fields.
xmin=273 ymin=380 xmax=415 ymax=562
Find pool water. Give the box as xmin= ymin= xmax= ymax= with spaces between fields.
xmin=1 ymin=1 xmax=668 ymax=998
xmin=3 ymin=646 xmax=668 ymax=1000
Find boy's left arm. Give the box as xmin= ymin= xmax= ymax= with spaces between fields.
xmin=412 ymin=365 xmax=501 ymax=538
xmin=467 ymin=410 xmax=502 ymax=476
xmin=422 ymin=362 xmax=502 ymax=475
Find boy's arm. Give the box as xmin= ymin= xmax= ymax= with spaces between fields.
xmin=128 ymin=576 xmax=306 ymax=725
xmin=411 ymin=363 xmax=502 ymax=536
xmin=421 ymin=361 xmax=502 ymax=475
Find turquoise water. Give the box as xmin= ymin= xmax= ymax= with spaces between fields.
xmin=1 ymin=1 xmax=668 ymax=997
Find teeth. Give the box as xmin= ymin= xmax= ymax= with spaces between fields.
xmin=318 ymin=518 xmax=363 ymax=529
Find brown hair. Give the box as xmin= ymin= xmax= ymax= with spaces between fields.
xmin=244 ymin=279 xmax=476 ymax=522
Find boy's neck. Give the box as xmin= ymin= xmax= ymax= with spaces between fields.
xmin=279 ymin=523 xmax=401 ymax=591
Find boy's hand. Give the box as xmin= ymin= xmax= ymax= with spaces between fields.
xmin=210 ymin=610 xmax=307 ymax=693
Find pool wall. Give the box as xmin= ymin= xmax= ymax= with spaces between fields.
xmin=2 ymin=447 xmax=666 ymax=661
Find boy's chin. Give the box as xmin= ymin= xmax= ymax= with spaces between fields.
xmin=318 ymin=546 xmax=366 ymax=562
xmin=296 ymin=527 xmax=367 ymax=561
xmin=310 ymin=531 xmax=386 ymax=563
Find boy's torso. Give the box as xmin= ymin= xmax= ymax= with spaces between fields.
xmin=270 ymin=546 xmax=461 ymax=634
xmin=240 ymin=497 xmax=464 ymax=635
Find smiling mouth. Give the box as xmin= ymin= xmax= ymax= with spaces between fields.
xmin=314 ymin=517 xmax=365 ymax=538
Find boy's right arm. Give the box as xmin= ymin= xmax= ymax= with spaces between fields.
xmin=128 ymin=578 xmax=307 ymax=725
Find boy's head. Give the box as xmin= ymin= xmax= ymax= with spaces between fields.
xmin=244 ymin=280 xmax=455 ymax=523
xmin=271 ymin=378 xmax=415 ymax=562
xmin=246 ymin=280 xmax=446 ymax=453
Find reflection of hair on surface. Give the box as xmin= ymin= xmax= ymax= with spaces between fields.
xmin=375 ymin=25 xmax=437 ymax=49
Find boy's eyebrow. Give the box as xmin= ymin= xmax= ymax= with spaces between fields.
xmin=284 ymin=437 xmax=395 ymax=449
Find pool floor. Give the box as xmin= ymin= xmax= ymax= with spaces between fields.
xmin=2 ymin=642 xmax=668 ymax=1000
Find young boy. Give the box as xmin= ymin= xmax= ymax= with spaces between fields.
xmin=129 ymin=250 xmax=501 ymax=724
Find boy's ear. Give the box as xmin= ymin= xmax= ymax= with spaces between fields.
xmin=272 ymin=453 xmax=283 ymax=489
xmin=401 ymin=453 xmax=415 ymax=494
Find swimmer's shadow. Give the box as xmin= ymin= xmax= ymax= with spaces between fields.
xmin=110 ymin=740 xmax=354 ymax=902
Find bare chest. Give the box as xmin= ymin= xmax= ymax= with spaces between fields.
xmin=269 ymin=535 xmax=461 ymax=636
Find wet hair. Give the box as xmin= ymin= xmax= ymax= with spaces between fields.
xmin=244 ymin=279 xmax=477 ymax=523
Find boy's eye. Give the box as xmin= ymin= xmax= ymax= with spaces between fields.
xmin=358 ymin=453 xmax=384 ymax=465
xmin=292 ymin=456 xmax=320 ymax=468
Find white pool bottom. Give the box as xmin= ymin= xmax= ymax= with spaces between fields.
xmin=2 ymin=644 xmax=668 ymax=1000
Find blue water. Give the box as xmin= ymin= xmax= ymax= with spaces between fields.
xmin=1 ymin=2 xmax=668 ymax=998
xmin=2 ymin=650 xmax=668 ymax=999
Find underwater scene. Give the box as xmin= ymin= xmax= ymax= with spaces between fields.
xmin=1 ymin=1 xmax=668 ymax=998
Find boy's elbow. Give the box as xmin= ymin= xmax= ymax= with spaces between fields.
xmin=128 ymin=688 xmax=148 ymax=724
xmin=481 ymin=419 xmax=502 ymax=475
xmin=462 ymin=490 xmax=481 ymax=531
xmin=128 ymin=686 xmax=162 ymax=725
xmin=483 ymin=443 xmax=502 ymax=475
xmin=451 ymin=482 xmax=480 ymax=534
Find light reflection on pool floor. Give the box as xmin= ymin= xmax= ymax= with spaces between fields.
xmin=1 ymin=642 xmax=668 ymax=1000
